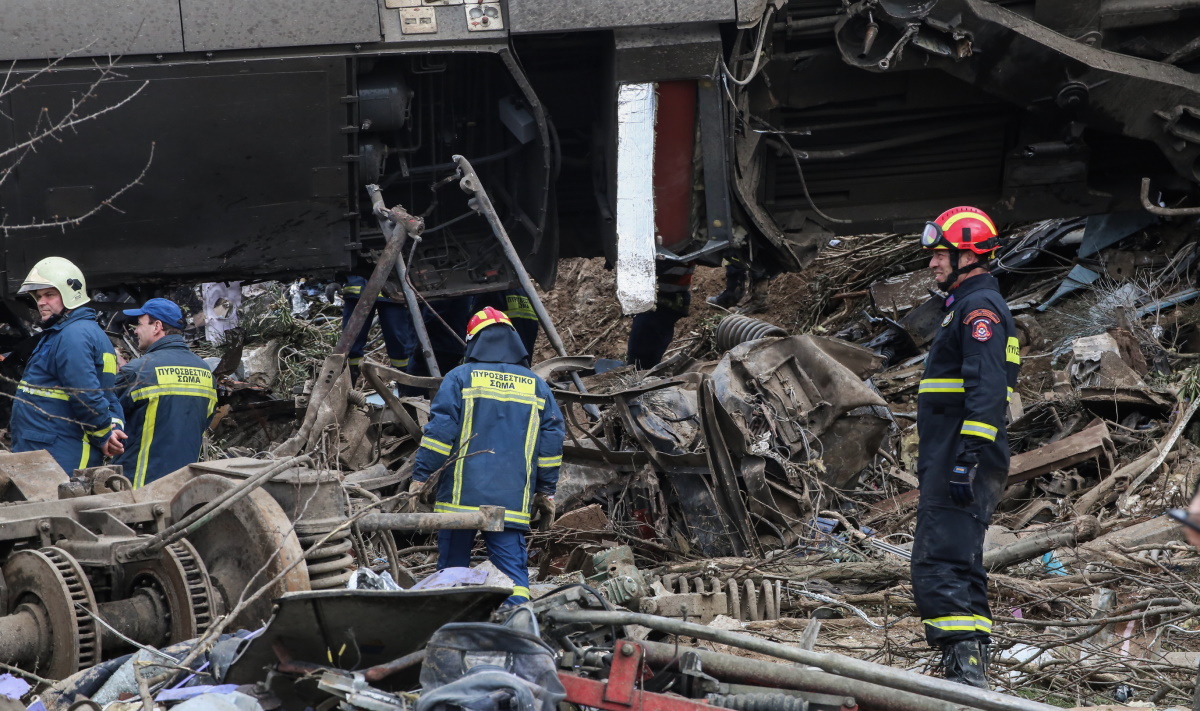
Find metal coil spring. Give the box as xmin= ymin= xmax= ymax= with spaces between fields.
xmin=654 ymin=574 xmax=783 ymax=621
xmin=707 ymin=694 xmax=808 ymax=711
xmin=715 ymin=315 xmax=787 ymax=351
xmin=299 ymin=526 xmax=355 ymax=590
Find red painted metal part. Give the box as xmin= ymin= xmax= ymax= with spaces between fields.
xmin=559 ymin=641 xmax=713 ymax=711
xmin=653 ymin=80 xmax=698 ymax=251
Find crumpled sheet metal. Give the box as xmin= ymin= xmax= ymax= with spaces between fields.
xmin=709 ymin=335 xmax=891 ymax=487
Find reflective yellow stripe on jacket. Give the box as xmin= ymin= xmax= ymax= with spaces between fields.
xmin=18 ymin=381 xmax=69 ymax=400
xmin=918 ymin=378 xmax=964 ymax=394
xmin=130 ymin=370 xmax=216 ymax=489
xmin=450 ymin=369 xmax=545 ymax=522
xmin=960 ymin=420 xmax=998 ymax=441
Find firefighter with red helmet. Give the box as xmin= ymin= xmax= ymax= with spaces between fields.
xmin=411 ymin=306 xmax=565 ymax=606
xmin=914 ymin=207 xmax=1020 ymax=688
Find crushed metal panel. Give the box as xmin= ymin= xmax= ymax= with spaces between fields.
xmin=818 ymin=408 xmax=893 ymax=488
xmin=699 ymin=378 xmax=760 ymax=557
xmin=709 ymin=335 xmax=890 ymax=486
xmin=508 ymin=0 xmax=736 ymax=34
xmin=180 ymin=0 xmax=381 ymax=51
xmin=0 ymin=0 xmax=183 ymax=60
xmin=226 ymin=587 xmax=510 ymax=689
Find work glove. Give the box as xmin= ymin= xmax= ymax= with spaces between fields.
xmin=949 ymin=461 xmax=976 ymax=507
xmin=533 ymin=493 xmax=556 ymax=530
xmin=409 ymin=479 xmax=425 ymax=494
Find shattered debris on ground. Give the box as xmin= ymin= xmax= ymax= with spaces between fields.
xmin=7 ymin=213 xmax=1200 ymax=711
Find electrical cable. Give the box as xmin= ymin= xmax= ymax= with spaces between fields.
xmin=721 ymin=6 xmax=778 ymax=87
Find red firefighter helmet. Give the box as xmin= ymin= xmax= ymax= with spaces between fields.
xmin=920 ymin=206 xmax=1000 ymax=255
xmin=466 ymin=306 xmax=514 ymax=341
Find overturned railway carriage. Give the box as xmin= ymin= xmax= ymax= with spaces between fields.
xmin=2 ymin=0 xmax=1200 ymax=679
xmin=1 ymin=1 xmax=1200 ymax=295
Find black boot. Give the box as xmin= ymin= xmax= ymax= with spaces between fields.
xmin=707 ymin=279 xmax=745 ymax=308
xmin=941 ymin=640 xmax=989 ymax=689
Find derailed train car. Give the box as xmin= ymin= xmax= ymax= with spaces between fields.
xmin=1 ymin=0 xmax=1200 ymax=305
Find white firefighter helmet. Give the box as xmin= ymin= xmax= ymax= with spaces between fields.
xmin=19 ymin=257 xmax=90 ymax=310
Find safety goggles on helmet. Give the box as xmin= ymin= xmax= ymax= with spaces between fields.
xmin=921 ymin=206 xmax=1001 ymax=255
xmin=921 ymin=222 xmax=956 ymax=250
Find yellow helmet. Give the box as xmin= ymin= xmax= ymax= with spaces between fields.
xmin=19 ymin=257 xmax=90 ymax=310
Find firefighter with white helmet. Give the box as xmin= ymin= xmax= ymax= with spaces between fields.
xmin=11 ymin=257 xmax=127 ymax=472
xmin=913 ymin=208 xmax=1020 ymax=688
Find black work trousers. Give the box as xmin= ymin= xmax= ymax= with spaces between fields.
xmin=627 ymin=292 xmax=690 ymax=369
xmin=911 ymin=410 xmax=1008 ymax=647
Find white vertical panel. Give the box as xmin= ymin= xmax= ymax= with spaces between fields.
xmin=615 ymin=82 xmax=658 ymax=315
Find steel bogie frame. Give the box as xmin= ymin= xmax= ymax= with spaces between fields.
xmin=0 ymin=460 xmax=327 ymax=679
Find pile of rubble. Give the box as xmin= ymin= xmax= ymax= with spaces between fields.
xmin=7 ymin=212 xmax=1200 ymax=711
xmin=521 ymin=212 xmax=1200 ymax=708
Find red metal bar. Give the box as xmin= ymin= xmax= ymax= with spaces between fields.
xmin=559 ymin=641 xmax=713 ymax=711
xmin=653 ymin=81 xmax=698 ymax=251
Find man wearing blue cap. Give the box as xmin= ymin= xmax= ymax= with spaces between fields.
xmin=114 ymin=298 xmax=218 ymax=488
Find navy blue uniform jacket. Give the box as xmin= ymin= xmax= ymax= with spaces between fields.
xmin=11 ymin=307 xmax=124 ymax=473
xmin=113 ymin=335 xmax=217 ymax=488
xmin=413 ymin=325 xmax=565 ymax=530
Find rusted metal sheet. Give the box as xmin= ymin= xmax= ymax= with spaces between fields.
xmin=225 ymin=587 xmax=511 ymax=689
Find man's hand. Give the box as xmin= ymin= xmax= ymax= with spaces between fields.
xmin=401 ymin=479 xmax=425 ymax=513
xmin=1185 ymin=489 xmax=1200 ymax=550
xmin=949 ymin=461 xmax=976 ymax=507
xmin=102 ymin=430 xmax=129 ymax=457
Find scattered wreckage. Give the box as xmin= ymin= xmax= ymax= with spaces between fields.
xmin=8 ymin=197 xmax=1200 ymax=711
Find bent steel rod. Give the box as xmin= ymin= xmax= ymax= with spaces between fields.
xmin=639 ymin=640 xmax=974 ymax=711
xmin=274 ymin=197 xmax=418 ymax=456
xmin=366 ymin=184 xmax=440 ymax=378
xmin=453 ymin=155 xmax=598 ymax=417
xmin=546 ymin=610 xmax=1060 ymax=711
xmin=125 ymin=456 xmax=307 ymax=557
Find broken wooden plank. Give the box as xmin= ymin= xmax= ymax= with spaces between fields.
xmin=1007 ymin=419 xmax=1114 ymax=484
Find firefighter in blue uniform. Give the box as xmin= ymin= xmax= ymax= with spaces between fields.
xmin=475 ymin=288 xmax=540 ymax=357
xmin=341 ymin=275 xmax=417 ymax=382
xmin=114 ymin=298 xmax=218 ymax=488
xmin=914 ymin=207 xmax=1020 ymax=688
xmin=11 ymin=257 xmax=126 ymax=473
xmin=627 ymin=259 xmax=694 ymax=369
xmin=411 ymin=306 xmax=565 ymax=605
